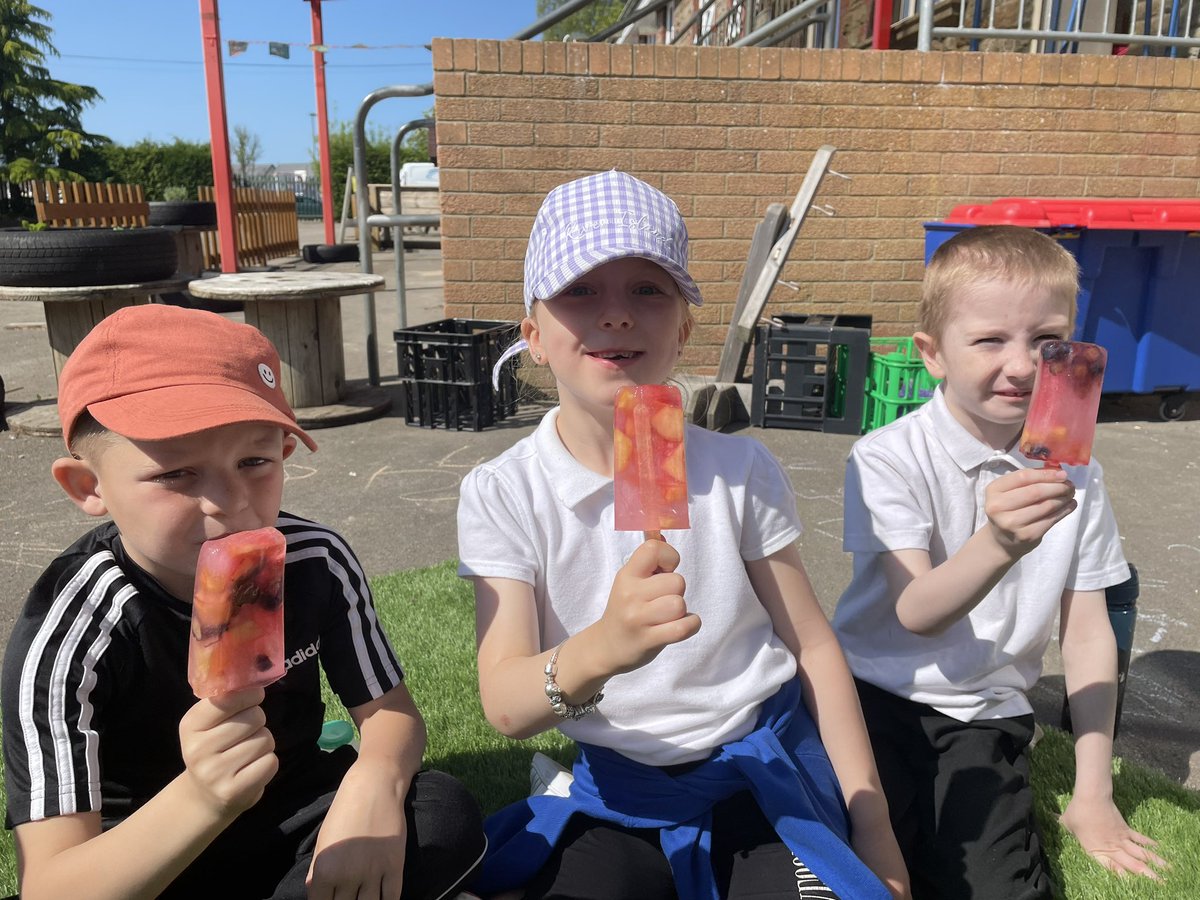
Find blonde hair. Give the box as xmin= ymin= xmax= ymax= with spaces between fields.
xmin=919 ymin=226 xmax=1079 ymax=338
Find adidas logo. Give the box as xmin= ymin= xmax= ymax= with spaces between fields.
xmin=283 ymin=639 xmax=320 ymax=671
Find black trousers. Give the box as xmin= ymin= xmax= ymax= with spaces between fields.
xmin=855 ymin=679 xmax=1052 ymax=900
xmin=520 ymin=789 xmax=841 ymax=900
xmin=270 ymin=768 xmax=486 ymax=900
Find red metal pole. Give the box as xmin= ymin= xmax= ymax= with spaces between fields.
xmin=308 ymin=0 xmax=336 ymax=244
xmin=873 ymin=0 xmax=894 ymax=49
xmin=199 ymin=0 xmax=239 ymax=272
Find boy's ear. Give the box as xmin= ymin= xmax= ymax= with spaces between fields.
xmin=282 ymin=434 xmax=297 ymax=460
xmin=51 ymin=457 xmax=109 ymax=518
xmin=913 ymin=331 xmax=946 ymax=381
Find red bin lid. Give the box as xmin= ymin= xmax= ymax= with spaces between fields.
xmin=943 ymin=197 xmax=1200 ymax=230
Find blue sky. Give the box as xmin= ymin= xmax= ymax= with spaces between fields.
xmin=43 ymin=1 xmax=539 ymax=164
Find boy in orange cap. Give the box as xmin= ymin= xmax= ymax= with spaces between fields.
xmin=2 ymin=305 xmax=484 ymax=899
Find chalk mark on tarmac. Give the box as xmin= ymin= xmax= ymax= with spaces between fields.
xmin=361 ymin=445 xmax=491 ymax=501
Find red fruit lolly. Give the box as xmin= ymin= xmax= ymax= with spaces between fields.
xmin=1019 ymin=340 xmax=1107 ymax=467
xmin=188 ymin=527 xmax=287 ymax=698
xmin=613 ymin=385 xmax=690 ymax=538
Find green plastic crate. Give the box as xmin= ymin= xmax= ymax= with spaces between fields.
xmin=861 ymin=337 xmax=941 ymax=433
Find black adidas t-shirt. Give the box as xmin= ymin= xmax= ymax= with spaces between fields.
xmin=2 ymin=512 xmax=404 ymax=894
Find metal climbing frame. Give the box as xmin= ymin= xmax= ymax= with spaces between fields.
xmin=350 ymin=83 xmax=439 ymax=386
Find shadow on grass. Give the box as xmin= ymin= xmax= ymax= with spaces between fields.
xmin=430 ymin=743 xmax=576 ymax=818
xmin=1031 ymin=649 xmax=1200 ymax=787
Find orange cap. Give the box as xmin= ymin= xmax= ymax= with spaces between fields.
xmin=57 ymin=305 xmax=318 ymax=452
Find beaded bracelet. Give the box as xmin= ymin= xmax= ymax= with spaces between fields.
xmin=544 ymin=640 xmax=604 ymax=720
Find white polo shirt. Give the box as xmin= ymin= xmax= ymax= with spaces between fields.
xmin=457 ymin=407 xmax=800 ymax=766
xmin=832 ymin=387 xmax=1129 ymax=722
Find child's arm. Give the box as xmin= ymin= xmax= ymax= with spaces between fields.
xmin=302 ymin=682 xmax=426 ymax=897
xmin=14 ymin=687 xmax=277 ymax=900
xmin=889 ymin=467 xmax=1077 ymax=635
xmin=749 ymin=544 xmax=911 ymax=900
xmin=473 ymin=538 xmax=700 ymax=739
xmin=1057 ymin=588 xmax=1167 ymax=879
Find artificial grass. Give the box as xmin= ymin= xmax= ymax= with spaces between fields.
xmin=0 ymin=560 xmax=1196 ymax=897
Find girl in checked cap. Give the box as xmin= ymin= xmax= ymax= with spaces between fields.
xmin=458 ymin=171 xmax=909 ymax=900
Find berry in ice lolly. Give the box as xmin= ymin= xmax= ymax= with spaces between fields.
xmin=1019 ymin=340 xmax=1107 ymax=467
xmin=188 ymin=527 xmax=286 ymax=698
xmin=613 ymin=384 xmax=689 ymax=538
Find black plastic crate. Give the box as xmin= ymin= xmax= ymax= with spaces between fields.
xmin=750 ymin=314 xmax=871 ymax=434
xmin=393 ymin=318 xmax=520 ymax=431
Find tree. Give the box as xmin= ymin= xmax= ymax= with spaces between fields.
xmin=310 ymin=120 xmax=423 ymax=214
xmin=233 ymin=125 xmax=262 ymax=185
xmin=0 ymin=1 xmax=108 ymax=220
xmin=537 ymin=0 xmax=625 ymax=42
xmin=97 ymin=138 xmax=214 ymax=201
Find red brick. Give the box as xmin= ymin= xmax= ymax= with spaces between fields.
xmin=718 ymin=46 xmax=740 ymax=79
xmin=801 ymin=50 xmax=823 ymax=80
xmin=543 ymin=42 xmax=566 ymax=74
xmin=820 ymin=51 xmax=843 ymax=81
xmin=468 ymin=122 xmax=534 ymax=146
xmin=520 ymin=42 xmax=543 ymax=74
xmin=585 ymin=42 xmax=609 ymax=75
xmin=632 ymin=101 xmax=698 ymax=125
xmin=433 ymin=72 xmax=464 ymax=96
xmin=600 ymin=124 xmax=666 ymax=148
xmin=475 ymin=41 xmax=499 ymax=73
xmin=610 ymin=44 xmax=633 ymax=76
xmin=780 ymin=47 xmax=802 ymax=80
xmin=431 ymin=38 xmax=453 ymax=72
xmin=675 ymin=46 xmax=698 ymax=79
xmin=566 ymin=148 xmax=635 ymax=170
xmin=634 ymin=44 xmax=656 ymax=77
xmin=566 ymin=42 xmax=590 ymax=75
xmin=761 ymin=48 xmax=782 ymax=80
xmin=431 ymin=114 xmax=464 ymax=141
xmin=499 ymin=41 xmax=522 ymax=74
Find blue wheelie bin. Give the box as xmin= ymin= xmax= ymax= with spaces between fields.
xmin=925 ymin=198 xmax=1200 ymax=419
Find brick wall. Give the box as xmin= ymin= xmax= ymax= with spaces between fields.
xmin=431 ymin=39 xmax=1200 ymax=373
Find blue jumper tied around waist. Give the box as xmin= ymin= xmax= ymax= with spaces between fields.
xmin=478 ymin=678 xmax=890 ymax=899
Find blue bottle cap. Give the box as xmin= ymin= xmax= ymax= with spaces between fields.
xmin=318 ymin=719 xmax=355 ymax=750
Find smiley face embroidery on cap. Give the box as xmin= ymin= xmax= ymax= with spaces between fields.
xmin=258 ymin=363 xmax=277 ymax=390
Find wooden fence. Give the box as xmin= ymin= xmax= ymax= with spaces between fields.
xmin=197 ymin=186 xmax=299 ymax=270
xmin=32 ymin=180 xmax=148 ymax=227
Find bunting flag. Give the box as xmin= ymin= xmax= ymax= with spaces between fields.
xmin=308 ymin=43 xmax=329 ymax=53
xmin=227 ymin=40 xmax=248 ymax=57
xmin=269 ymin=42 xmax=290 ymax=59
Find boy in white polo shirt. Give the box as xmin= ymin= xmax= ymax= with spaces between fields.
xmin=831 ymin=225 xmax=1166 ymax=899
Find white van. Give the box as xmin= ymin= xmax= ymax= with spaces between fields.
xmin=398 ymin=162 xmax=440 ymax=188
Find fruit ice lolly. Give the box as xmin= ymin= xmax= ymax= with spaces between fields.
xmin=188 ymin=527 xmax=286 ymax=699
xmin=613 ymin=384 xmax=690 ymax=539
xmin=1019 ymin=340 xmax=1107 ymax=467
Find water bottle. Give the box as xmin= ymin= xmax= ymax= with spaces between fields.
xmin=1060 ymin=564 xmax=1138 ymax=739
xmin=318 ymin=719 xmax=359 ymax=752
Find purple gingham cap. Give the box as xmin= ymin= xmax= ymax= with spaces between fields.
xmin=523 ymin=170 xmax=703 ymax=311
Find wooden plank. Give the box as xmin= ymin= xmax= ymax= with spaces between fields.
xmin=32 ymin=179 xmax=148 ymax=227
xmin=247 ymin=300 xmax=301 ymax=407
xmin=284 ymin=298 xmax=325 ymax=407
xmin=315 ymin=295 xmax=345 ymax=404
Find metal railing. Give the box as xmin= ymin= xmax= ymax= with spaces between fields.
xmin=913 ymin=0 xmax=1200 ymax=54
xmin=669 ymin=0 xmax=838 ymax=49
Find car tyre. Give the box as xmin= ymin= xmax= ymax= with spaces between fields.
xmin=0 ymin=227 xmax=178 ymax=287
